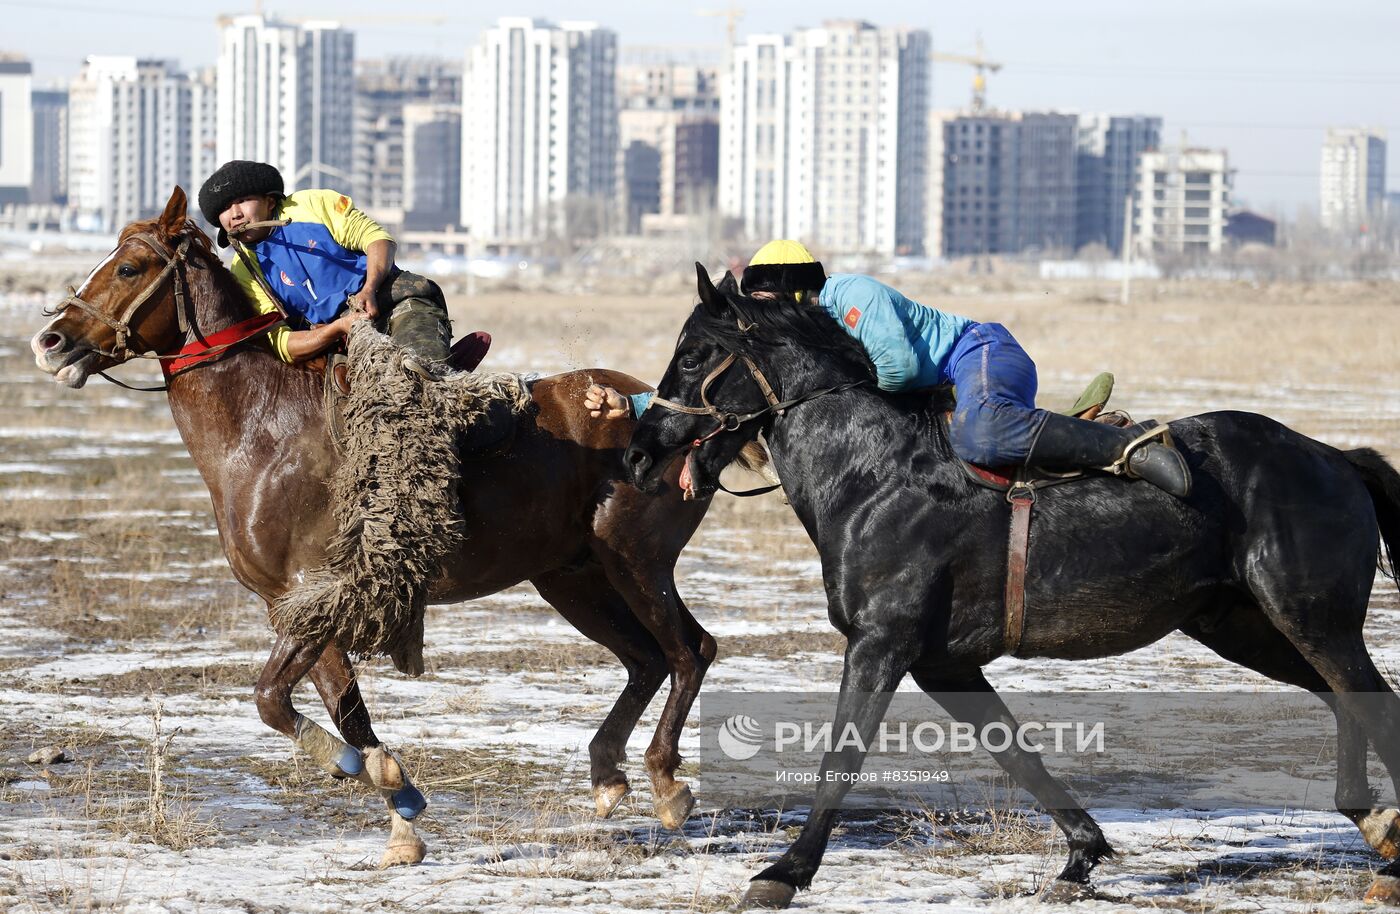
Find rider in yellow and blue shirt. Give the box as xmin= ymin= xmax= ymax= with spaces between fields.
xmin=198 ymin=160 xmax=452 ymax=370
xmin=586 ymin=240 xmax=1190 ymax=498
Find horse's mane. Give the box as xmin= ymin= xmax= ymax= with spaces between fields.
xmin=691 ymin=286 xmax=878 ymax=386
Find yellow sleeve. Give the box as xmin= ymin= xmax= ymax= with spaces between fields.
xmin=294 ymin=189 xmax=394 ymax=251
xmin=230 ymin=254 xmax=293 ymax=362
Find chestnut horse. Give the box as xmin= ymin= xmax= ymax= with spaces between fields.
xmin=31 ymin=187 xmax=713 ymax=865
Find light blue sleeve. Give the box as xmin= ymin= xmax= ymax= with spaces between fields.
xmin=831 ymin=276 xmax=919 ymax=392
xmin=628 ymin=392 xmax=654 ymax=417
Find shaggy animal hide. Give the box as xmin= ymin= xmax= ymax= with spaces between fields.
xmin=268 ymin=322 xmax=529 ymax=675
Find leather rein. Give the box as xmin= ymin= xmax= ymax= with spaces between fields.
xmin=647 ymin=337 xmax=866 ymax=497
xmin=47 ymin=230 xmax=285 ymax=392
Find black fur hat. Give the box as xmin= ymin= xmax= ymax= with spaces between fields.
xmin=198 ymin=160 xmax=284 ymax=246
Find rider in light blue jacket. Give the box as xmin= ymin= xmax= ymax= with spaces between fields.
xmin=586 ymin=241 xmax=1190 ymax=497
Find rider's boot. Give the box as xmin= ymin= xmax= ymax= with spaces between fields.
xmin=1027 ymin=412 xmax=1192 ymax=499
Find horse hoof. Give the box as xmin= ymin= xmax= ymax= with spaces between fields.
xmin=1039 ymin=880 xmax=1095 ymax=903
xmin=594 ymin=782 xmax=630 ymax=819
xmin=655 ymin=784 xmax=695 ymax=830
xmin=1361 ymin=809 xmax=1400 ymax=860
xmin=391 ymin=783 xmax=427 ymax=820
xmin=1366 ymin=875 xmax=1400 ymax=905
xmin=380 ymin=811 xmax=427 ymax=868
xmin=742 ymin=879 xmax=796 ymax=909
xmin=379 ymin=835 xmax=427 ymax=868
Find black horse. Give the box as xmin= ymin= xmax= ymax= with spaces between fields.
xmin=623 ymin=266 xmax=1400 ymax=908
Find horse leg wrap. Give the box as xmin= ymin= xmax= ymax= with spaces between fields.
xmin=293 ymin=714 xmax=364 ymax=779
xmin=355 ymin=746 xmax=427 ymax=820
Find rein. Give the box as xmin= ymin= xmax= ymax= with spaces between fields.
xmin=648 ymin=339 xmax=866 ymax=497
xmin=49 ymin=231 xmax=286 ymax=392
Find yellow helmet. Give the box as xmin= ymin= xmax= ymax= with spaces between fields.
xmin=742 ymin=239 xmax=827 ymax=300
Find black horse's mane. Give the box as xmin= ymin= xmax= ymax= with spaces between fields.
xmin=690 ymin=281 xmax=877 ymax=386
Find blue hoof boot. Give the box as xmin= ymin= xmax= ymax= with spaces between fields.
xmin=334 ymin=746 xmax=364 ymax=779
xmin=392 ymin=783 xmax=427 ymax=820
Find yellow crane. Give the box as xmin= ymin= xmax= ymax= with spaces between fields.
xmin=698 ymin=4 xmax=744 ymax=55
xmin=932 ymin=35 xmax=1002 ymax=113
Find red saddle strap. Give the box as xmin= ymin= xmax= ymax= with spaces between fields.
xmin=161 ymin=312 xmax=285 ymax=376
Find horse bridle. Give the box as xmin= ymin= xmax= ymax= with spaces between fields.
xmin=647 ymin=337 xmax=867 ymax=496
xmin=53 ymin=232 xmax=195 ymax=362
xmin=46 ymin=229 xmax=288 ymax=391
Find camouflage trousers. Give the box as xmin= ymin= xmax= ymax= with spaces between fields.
xmin=371 ymin=269 xmax=453 ymax=367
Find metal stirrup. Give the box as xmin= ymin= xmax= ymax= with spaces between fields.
xmin=1104 ymin=424 xmax=1173 ymax=476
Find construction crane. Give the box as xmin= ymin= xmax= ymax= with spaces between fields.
xmin=932 ymin=35 xmax=1002 ymax=113
xmin=698 ymin=4 xmax=744 ymax=56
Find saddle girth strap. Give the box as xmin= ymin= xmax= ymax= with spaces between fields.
xmin=1003 ymin=484 xmax=1034 ymax=657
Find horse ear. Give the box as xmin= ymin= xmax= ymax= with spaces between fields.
xmin=717 ymin=270 xmax=739 ymax=295
xmin=158 ymin=186 xmax=188 ymax=237
xmin=696 ymin=262 xmax=726 ymax=317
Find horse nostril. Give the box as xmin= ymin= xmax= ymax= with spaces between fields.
xmin=39 ymin=331 xmax=66 ymax=352
xmin=624 ymin=445 xmax=652 ymax=476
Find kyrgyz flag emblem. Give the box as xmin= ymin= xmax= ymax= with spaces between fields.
xmin=844 ymin=307 xmax=862 ymax=329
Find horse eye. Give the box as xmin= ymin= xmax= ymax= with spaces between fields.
xmin=116 ymin=264 xmax=139 ymax=278
xmin=680 ymin=356 xmax=700 ymax=372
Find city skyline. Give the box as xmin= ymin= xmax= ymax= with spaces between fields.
xmin=3 ymin=0 xmax=1398 ymax=215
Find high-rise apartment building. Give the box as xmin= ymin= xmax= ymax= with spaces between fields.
xmin=1075 ymin=114 xmax=1160 ymax=252
xmin=68 ymin=57 xmax=204 ymax=230
xmin=928 ymin=110 xmax=1077 ymax=258
xmin=0 ymin=55 xmax=33 ymax=204
xmin=354 ymin=57 xmax=460 ymax=227
xmin=618 ymin=61 xmax=720 ymax=233
xmin=461 ymin=17 xmax=618 ymax=245
xmin=402 ymin=101 xmax=461 ymax=229
xmin=187 ymin=67 xmax=217 ymax=202
xmin=216 ymin=15 xmax=354 ymax=192
xmin=1134 ymin=147 xmax=1232 ymax=256
xmin=719 ymin=20 xmax=930 ymax=256
xmin=30 ymin=87 xmax=68 ymax=205
xmin=1320 ymin=127 xmax=1386 ymax=232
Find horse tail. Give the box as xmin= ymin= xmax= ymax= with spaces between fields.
xmin=1346 ymin=447 xmax=1400 ymax=586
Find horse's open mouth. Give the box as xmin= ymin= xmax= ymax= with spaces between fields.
xmin=677 ymin=448 xmax=717 ymax=501
xmin=47 ymin=349 xmax=100 ymax=389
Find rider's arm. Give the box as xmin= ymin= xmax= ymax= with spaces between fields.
xmin=827 ymin=275 xmax=919 ymax=392
xmin=584 ymin=385 xmax=652 ymax=420
xmin=280 ymin=313 xmax=362 ymax=361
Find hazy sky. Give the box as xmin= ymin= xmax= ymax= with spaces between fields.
xmin=5 ymin=0 xmax=1397 ymax=215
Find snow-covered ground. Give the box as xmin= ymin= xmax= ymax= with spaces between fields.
xmin=5 ymin=288 xmax=1400 ymax=912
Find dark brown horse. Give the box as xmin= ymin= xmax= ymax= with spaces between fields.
xmin=30 ymin=187 xmax=714 ymax=865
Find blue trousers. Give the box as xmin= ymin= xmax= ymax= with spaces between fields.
xmin=945 ymin=323 xmax=1048 ymax=466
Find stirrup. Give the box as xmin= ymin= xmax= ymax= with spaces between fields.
xmin=1103 ymin=424 xmax=1172 ymax=477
